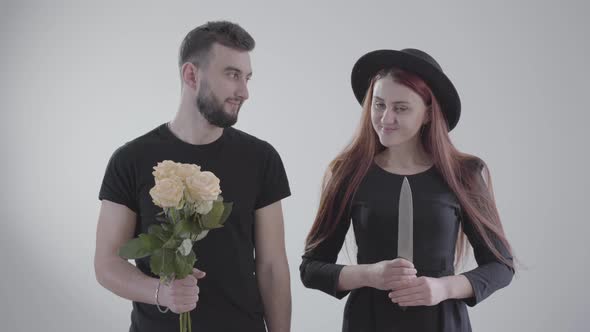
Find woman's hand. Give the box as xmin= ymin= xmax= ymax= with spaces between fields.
xmin=388 ymin=276 xmax=449 ymax=306
xmin=367 ymin=258 xmax=417 ymax=291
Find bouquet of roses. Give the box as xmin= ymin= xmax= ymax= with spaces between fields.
xmin=118 ymin=160 xmax=232 ymax=332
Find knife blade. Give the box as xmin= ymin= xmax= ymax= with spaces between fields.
xmin=396 ymin=177 xmax=413 ymax=311
xmin=397 ymin=177 xmax=413 ymax=262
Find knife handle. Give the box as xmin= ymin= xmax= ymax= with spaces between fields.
xmin=393 ymin=255 xmax=413 ymax=311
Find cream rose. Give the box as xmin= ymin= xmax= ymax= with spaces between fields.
xmin=186 ymin=171 xmax=221 ymax=202
xmin=153 ymin=161 xmax=201 ymax=182
xmin=152 ymin=160 xmax=181 ymax=181
xmin=175 ymin=163 xmax=201 ymax=181
xmin=149 ymin=177 xmax=184 ymax=208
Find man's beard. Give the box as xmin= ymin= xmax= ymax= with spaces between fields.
xmin=196 ymin=81 xmax=240 ymax=128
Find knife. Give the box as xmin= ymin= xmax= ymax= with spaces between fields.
xmin=397 ymin=177 xmax=413 ymax=262
xmin=397 ymin=177 xmax=413 ymax=310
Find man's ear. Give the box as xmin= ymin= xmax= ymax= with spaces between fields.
xmin=181 ymin=62 xmax=199 ymax=90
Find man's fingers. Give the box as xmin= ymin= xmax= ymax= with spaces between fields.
xmin=172 ymin=302 xmax=198 ymax=314
xmin=178 ymin=275 xmax=198 ymax=286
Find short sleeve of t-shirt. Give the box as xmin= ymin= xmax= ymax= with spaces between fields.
xmin=98 ymin=145 xmax=139 ymax=213
xmin=254 ymin=141 xmax=291 ymax=210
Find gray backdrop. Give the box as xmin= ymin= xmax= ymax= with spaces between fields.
xmin=1 ymin=0 xmax=588 ymax=331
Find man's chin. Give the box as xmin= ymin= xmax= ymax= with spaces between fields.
xmin=215 ymin=115 xmax=238 ymax=128
xmin=225 ymin=104 xmax=241 ymax=114
xmin=223 ymin=107 xmax=240 ymax=119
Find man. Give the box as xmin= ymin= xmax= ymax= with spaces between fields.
xmin=94 ymin=21 xmax=291 ymax=332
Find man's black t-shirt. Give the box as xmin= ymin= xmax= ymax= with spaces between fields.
xmin=99 ymin=123 xmax=291 ymax=332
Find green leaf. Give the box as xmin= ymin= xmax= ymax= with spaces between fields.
xmin=160 ymin=223 xmax=172 ymax=232
xmin=177 ymin=239 xmax=193 ymax=256
xmin=148 ymin=224 xmax=172 ymax=243
xmin=168 ymin=208 xmax=176 ymax=223
xmin=174 ymin=218 xmax=202 ymax=238
xmin=191 ymin=219 xmax=203 ymax=235
xmin=218 ymin=202 xmax=233 ymax=226
xmin=150 ymin=248 xmax=176 ymax=277
xmin=201 ymin=201 xmax=226 ymax=229
xmin=139 ymin=233 xmax=163 ymax=252
xmin=183 ymin=203 xmax=193 ymax=220
xmin=118 ymin=237 xmax=151 ymax=259
xmin=174 ymin=250 xmax=196 ymax=280
xmin=173 ymin=219 xmax=190 ymax=239
xmin=162 ymin=237 xmax=183 ymax=249
xmin=193 ymin=229 xmax=209 ymax=241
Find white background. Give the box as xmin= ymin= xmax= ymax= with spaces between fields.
xmin=1 ymin=0 xmax=588 ymax=331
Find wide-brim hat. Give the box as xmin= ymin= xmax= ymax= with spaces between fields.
xmin=351 ymin=48 xmax=461 ymax=131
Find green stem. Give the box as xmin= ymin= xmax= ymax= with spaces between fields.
xmin=196 ymin=214 xmax=202 ymax=229
xmin=188 ymin=312 xmax=192 ymax=332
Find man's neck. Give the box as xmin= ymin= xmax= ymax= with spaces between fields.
xmin=168 ymin=102 xmax=223 ymax=145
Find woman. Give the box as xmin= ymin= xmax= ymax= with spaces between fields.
xmin=300 ymin=48 xmax=514 ymax=331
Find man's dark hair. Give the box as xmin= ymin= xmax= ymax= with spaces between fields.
xmin=178 ymin=21 xmax=255 ymax=68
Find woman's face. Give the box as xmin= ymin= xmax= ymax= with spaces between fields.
xmin=370 ymin=76 xmax=429 ymax=148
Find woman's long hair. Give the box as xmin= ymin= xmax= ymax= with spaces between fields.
xmin=304 ymin=68 xmax=513 ymax=268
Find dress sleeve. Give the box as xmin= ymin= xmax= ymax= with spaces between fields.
xmin=299 ymin=184 xmax=352 ymax=300
xmin=460 ymin=161 xmax=514 ymax=306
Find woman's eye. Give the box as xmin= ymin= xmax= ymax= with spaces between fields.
xmin=374 ymin=102 xmax=385 ymax=110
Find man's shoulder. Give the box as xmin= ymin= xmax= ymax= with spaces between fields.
xmin=109 ymin=124 xmax=166 ymax=162
xmin=225 ymin=127 xmax=276 ymax=153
